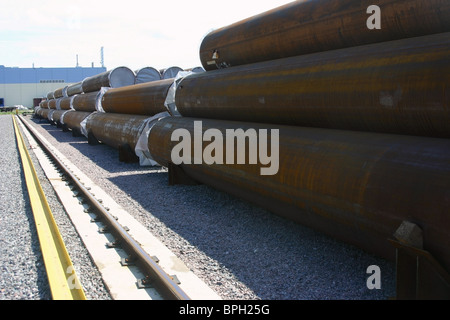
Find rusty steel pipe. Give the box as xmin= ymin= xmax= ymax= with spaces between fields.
xmin=100 ymin=79 xmax=173 ymax=115
xmin=179 ymin=32 xmax=450 ymax=138
xmin=85 ymin=113 xmax=149 ymax=150
xmin=200 ymin=0 xmax=450 ymax=70
xmin=63 ymin=111 xmax=93 ymax=132
xmin=50 ymin=110 xmax=66 ymax=123
xmin=41 ymin=108 xmax=51 ymax=119
xmin=40 ymin=100 xmax=49 ymax=109
xmin=59 ymin=96 xmax=74 ymax=110
xmin=67 ymin=81 xmax=83 ymax=96
xmin=72 ymin=91 xmax=101 ymax=112
xmin=148 ymin=117 xmax=450 ymax=271
xmin=48 ymin=99 xmax=57 ymax=110
xmin=82 ymin=67 xmax=136 ymax=94
xmin=53 ymin=86 xmax=68 ymax=99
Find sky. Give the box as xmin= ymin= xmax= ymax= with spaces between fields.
xmin=0 ymin=0 xmax=294 ymax=71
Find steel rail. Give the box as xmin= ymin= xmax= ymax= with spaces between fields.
xmin=17 ymin=115 xmax=190 ymax=301
xmin=13 ymin=115 xmax=86 ymax=300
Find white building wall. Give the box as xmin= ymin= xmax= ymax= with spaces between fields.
xmin=0 ymin=83 xmax=75 ymax=108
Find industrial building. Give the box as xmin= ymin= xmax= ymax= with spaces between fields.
xmin=0 ymin=65 xmax=106 ymax=108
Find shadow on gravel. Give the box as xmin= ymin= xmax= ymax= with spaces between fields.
xmin=30 ymin=117 xmax=396 ymax=300
xmin=108 ymin=171 xmax=396 ymax=300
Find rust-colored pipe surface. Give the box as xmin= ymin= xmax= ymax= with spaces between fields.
xmin=63 ymin=111 xmax=93 ymax=132
xmin=40 ymin=108 xmax=50 ymax=119
xmin=67 ymin=82 xmax=83 ymax=96
xmin=72 ymin=92 xmax=100 ymax=112
xmin=179 ymin=32 xmax=450 ymax=138
xmin=59 ymin=96 xmax=74 ymax=110
xmin=51 ymin=110 xmax=66 ymax=123
xmin=200 ymin=0 xmax=450 ymax=70
xmin=86 ymin=113 xmax=149 ymax=150
xmin=53 ymin=86 xmax=68 ymax=99
xmin=101 ymin=79 xmax=173 ymax=115
xmin=48 ymin=99 xmax=57 ymax=110
xmin=82 ymin=67 xmax=136 ymax=94
xmin=148 ymin=117 xmax=450 ymax=271
xmin=40 ymin=100 xmax=49 ymax=109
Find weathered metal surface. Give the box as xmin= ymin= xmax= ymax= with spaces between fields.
xmin=47 ymin=91 xmax=55 ymax=100
xmin=41 ymin=108 xmax=51 ymax=119
xmin=82 ymin=67 xmax=136 ymax=94
xmin=53 ymin=86 xmax=68 ymax=99
xmin=40 ymin=100 xmax=49 ymax=109
xmin=50 ymin=110 xmax=66 ymax=123
xmin=48 ymin=99 xmax=57 ymax=110
xmin=67 ymin=82 xmax=83 ymax=96
xmin=101 ymin=79 xmax=173 ymax=115
xmin=62 ymin=111 xmax=93 ymax=132
xmin=179 ymin=32 xmax=450 ymax=138
xmin=85 ymin=113 xmax=149 ymax=150
xmin=148 ymin=117 xmax=450 ymax=271
xmin=200 ymin=0 xmax=450 ymax=70
xmin=72 ymin=92 xmax=100 ymax=112
xmin=59 ymin=96 xmax=74 ymax=111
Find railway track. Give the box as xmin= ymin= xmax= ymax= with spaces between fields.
xmin=14 ymin=114 xmax=218 ymax=300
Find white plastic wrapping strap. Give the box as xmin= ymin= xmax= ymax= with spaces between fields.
xmin=80 ymin=112 xmax=97 ymax=138
xmin=69 ymin=95 xmax=77 ymax=110
xmin=60 ymin=109 xmax=75 ymax=125
xmin=95 ymin=87 xmax=110 ymax=113
xmin=164 ymin=71 xmax=194 ymax=116
xmin=48 ymin=109 xmax=56 ymax=122
xmin=55 ymin=98 xmax=62 ymax=110
xmin=62 ymin=85 xmax=69 ymax=98
xmin=135 ymin=111 xmax=171 ymax=167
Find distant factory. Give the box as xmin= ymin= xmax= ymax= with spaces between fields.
xmin=0 ymin=65 xmax=106 ymax=108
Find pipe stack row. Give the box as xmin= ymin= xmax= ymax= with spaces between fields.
xmin=35 ymin=66 xmax=204 ymax=164
xmin=34 ymin=0 xmax=450 ymax=282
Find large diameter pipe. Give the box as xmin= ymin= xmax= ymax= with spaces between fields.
xmin=200 ymin=0 xmax=450 ymax=70
xmin=148 ymin=117 xmax=450 ymax=271
xmin=135 ymin=67 xmax=162 ymax=84
xmin=72 ymin=92 xmax=100 ymax=112
xmin=82 ymin=67 xmax=136 ymax=94
xmin=86 ymin=113 xmax=149 ymax=150
xmin=51 ymin=110 xmax=66 ymax=123
xmin=160 ymin=67 xmax=183 ymax=80
xmin=63 ymin=111 xmax=93 ymax=132
xmin=40 ymin=100 xmax=49 ymax=109
xmin=48 ymin=99 xmax=57 ymax=110
xmin=179 ymin=32 xmax=450 ymax=138
xmin=100 ymin=79 xmax=173 ymax=115
xmin=59 ymin=96 xmax=74 ymax=110
xmin=67 ymin=82 xmax=83 ymax=96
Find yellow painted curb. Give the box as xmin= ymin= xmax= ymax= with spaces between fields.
xmin=13 ymin=115 xmax=86 ymax=300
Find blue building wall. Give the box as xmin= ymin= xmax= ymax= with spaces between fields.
xmin=0 ymin=65 xmax=107 ymax=84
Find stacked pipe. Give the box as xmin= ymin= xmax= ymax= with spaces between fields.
xmin=32 ymin=0 xmax=450 ymax=295
xmin=144 ymin=0 xmax=450 ymax=275
xmin=64 ymin=66 xmax=203 ymax=162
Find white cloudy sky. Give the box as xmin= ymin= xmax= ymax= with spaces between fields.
xmin=0 ymin=0 xmax=294 ymax=71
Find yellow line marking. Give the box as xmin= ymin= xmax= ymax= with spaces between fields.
xmin=13 ymin=115 xmax=86 ymax=300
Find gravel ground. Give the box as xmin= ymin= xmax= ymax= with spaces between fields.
xmin=0 ymin=115 xmax=111 ymax=300
xmin=31 ymin=114 xmax=397 ymax=300
xmin=0 ymin=115 xmax=50 ymax=300
xmin=3 ymin=114 xmax=397 ymax=300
